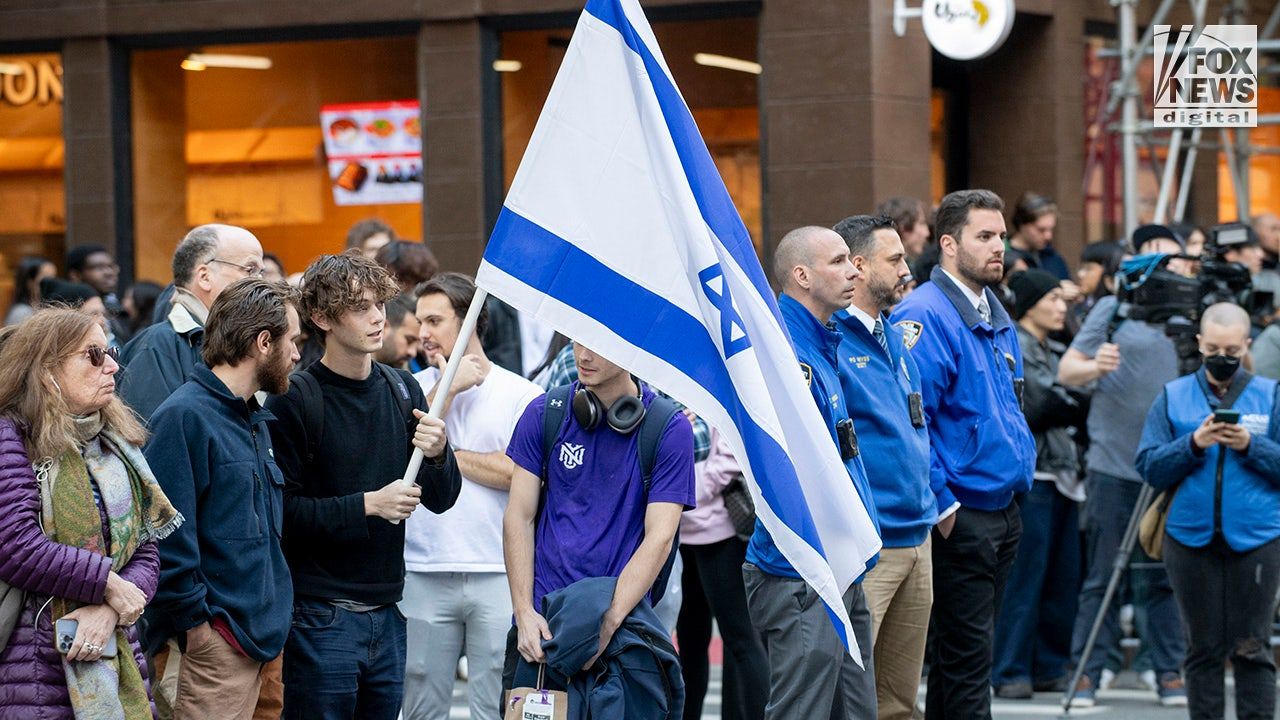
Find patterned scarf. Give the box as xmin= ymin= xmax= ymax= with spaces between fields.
xmin=41 ymin=412 xmax=182 ymax=720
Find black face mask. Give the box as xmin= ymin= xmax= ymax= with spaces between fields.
xmin=1203 ymin=353 xmax=1241 ymax=382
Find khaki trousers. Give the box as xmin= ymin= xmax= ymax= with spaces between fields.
xmin=173 ymin=631 xmax=265 ymax=720
xmin=862 ymin=537 xmax=933 ymax=720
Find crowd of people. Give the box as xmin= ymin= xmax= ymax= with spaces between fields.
xmin=0 ymin=189 xmax=1277 ymax=720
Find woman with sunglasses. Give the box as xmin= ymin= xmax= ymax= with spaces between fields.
xmin=0 ymin=307 xmax=181 ymax=720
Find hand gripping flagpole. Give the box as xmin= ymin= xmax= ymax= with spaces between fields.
xmin=392 ymin=289 xmax=490 ymax=520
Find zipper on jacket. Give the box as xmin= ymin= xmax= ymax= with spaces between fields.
xmin=1213 ymin=446 xmax=1226 ymax=537
xmin=250 ymin=426 xmax=264 ymax=532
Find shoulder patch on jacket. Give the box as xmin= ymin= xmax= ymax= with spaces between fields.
xmin=799 ymin=362 xmax=812 ymax=387
xmin=896 ymin=321 xmax=923 ymax=350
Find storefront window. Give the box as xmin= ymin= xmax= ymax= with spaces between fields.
xmin=131 ymin=37 xmax=421 ymax=285
xmin=1218 ymin=87 xmax=1279 ymax=221
xmin=0 ymin=52 xmax=65 ymax=320
xmin=497 ymin=16 xmax=762 ymax=253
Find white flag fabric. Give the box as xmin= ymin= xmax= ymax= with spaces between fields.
xmin=475 ymin=0 xmax=881 ymax=659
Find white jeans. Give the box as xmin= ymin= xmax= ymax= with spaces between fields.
xmin=400 ymin=572 xmax=512 ymax=720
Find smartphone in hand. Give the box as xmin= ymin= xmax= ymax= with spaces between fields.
xmin=1213 ymin=409 xmax=1241 ymax=425
xmin=54 ymin=617 xmax=117 ymax=658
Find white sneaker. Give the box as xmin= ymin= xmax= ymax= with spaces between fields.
xmin=457 ymin=657 xmax=469 ymax=681
xmin=1099 ymin=668 xmax=1117 ymax=690
xmin=1140 ymin=669 xmax=1157 ymax=691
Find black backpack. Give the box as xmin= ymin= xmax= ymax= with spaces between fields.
xmin=538 ymin=383 xmax=682 ymax=605
xmin=290 ymin=362 xmax=415 ymax=467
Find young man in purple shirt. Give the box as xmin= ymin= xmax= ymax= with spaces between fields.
xmin=502 ymin=343 xmax=695 ymax=681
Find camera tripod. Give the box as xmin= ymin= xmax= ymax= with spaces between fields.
xmin=1059 ymin=482 xmax=1159 ymax=717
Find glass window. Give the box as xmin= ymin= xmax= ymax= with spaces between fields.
xmin=497 ymin=16 xmax=762 ymax=253
xmin=0 ymin=52 xmax=65 ymax=322
xmin=131 ymin=37 xmax=421 ymax=285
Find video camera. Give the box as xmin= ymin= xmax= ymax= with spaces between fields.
xmin=1110 ymin=223 xmax=1272 ymax=373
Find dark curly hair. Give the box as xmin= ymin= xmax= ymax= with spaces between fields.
xmin=300 ymin=250 xmax=401 ymax=337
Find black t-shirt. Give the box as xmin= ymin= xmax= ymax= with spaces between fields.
xmin=266 ymin=360 xmax=461 ymax=605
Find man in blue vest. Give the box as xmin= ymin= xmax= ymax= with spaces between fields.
xmin=745 ymin=225 xmax=880 ymax=720
xmin=891 ymin=189 xmax=1036 ymax=720
xmin=832 ymin=215 xmax=936 ymax=720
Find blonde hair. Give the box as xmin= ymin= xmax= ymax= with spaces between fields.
xmin=0 ymin=308 xmax=146 ymax=459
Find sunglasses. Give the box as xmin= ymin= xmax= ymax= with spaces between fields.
xmin=82 ymin=345 xmax=120 ymax=368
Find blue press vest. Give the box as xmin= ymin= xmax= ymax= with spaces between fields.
xmin=1160 ymin=372 xmax=1280 ymax=551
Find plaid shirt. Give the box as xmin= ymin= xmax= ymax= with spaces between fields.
xmin=540 ymin=342 xmax=711 ymax=462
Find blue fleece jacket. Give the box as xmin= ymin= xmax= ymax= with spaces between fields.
xmin=143 ymin=365 xmax=292 ymax=662
xmin=889 ymin=267 xmax=1035 ymax=511
xmin=746 ymin=294 xmax=880 ymax=579
xmin=1136 ymin=369 xmax=1280 ymax=552
xmin=834 ymin=308 xmax=936 ymax=547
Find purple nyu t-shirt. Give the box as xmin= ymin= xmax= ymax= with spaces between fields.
xmin=507 ymin=383 xmax=696 ymax=606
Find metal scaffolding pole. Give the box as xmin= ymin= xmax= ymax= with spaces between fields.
xmin=1174 ymin=127 xmax=1203 ymax=223
xmin=1154 ymin=129 xmax=1183 ymax=223
xmin=1118 ymin=0 xmax=1140 ymax=239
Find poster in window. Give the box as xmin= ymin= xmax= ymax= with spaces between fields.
xmin=321 ymin=100 xmax=422 ymax=206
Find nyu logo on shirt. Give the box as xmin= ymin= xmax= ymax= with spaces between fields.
xmin=560 ymin=442 xmax=586 ymax=470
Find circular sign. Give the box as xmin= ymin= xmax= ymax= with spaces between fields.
xmin=921 ymin=0 xmax=1016 ymax=61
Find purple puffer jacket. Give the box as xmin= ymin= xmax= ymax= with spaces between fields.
xmin=0 ymin=418 xmax=160 ymax=719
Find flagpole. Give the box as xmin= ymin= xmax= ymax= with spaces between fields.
xmin=393 ymin=288 xmax=490 ymax=517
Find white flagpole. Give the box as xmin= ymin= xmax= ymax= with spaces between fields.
xmin=392 ymin=288 xmax=489 ymax=520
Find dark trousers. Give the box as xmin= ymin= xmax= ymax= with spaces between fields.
xmin=743 ymin=565 xmax=875 ymax=720
xmin=282 ymin=597 xmax=407 ymax=720
xmin=1069 ymin=473 xmax=1185 ymax=683
xmin=677 ymin=538 xmax=768 ymax=720
xmin=925 ymin=504 xmax=1021 ymax=720
xmin=1164 ymin=534 xmax=1280 ymax=720
xmin=993 ymin=481 xmax=1082 ymax=687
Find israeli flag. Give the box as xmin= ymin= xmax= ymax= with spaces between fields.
xmin=476 ymin=0 xmax=881 ymax=660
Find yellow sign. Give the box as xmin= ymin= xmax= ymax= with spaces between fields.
xmin=0 ymin=59 xmax=63 ymax=108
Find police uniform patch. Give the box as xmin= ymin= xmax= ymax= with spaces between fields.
xmin=897 ymin=321 xmax=923 ymax=350
xmin=799 ymin=362 xmax=812 ymax=387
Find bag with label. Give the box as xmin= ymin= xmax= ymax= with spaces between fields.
xmin=504 ymin=665 xmax=568 ymax=720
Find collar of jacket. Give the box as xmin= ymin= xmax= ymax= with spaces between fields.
xmin=192 ymin=364 xmax=275 ymax=425
xmin=929 ymin=265 xmax=1013 ymax=331
xmin=778 ymin=293 xmax=842 ymax=363
xmin=1015 ymin=324 xmax=1066 ymax=355
xmin=167 ymin=288 xmax=208 ymax=337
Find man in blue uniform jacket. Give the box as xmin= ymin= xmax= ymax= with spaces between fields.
xmin=832 ymin=214 xmax=937 ymax=720
xmin=890 ymin=189 xmax=1036 ymax=720
xmin=745 ymin=225 xmax=881 ymax=720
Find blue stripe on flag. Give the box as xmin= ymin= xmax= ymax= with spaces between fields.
xmin=583 ymin=0 xmax=784 ymax=333
xmin=486 ymin=206 xmax=829 ymax=564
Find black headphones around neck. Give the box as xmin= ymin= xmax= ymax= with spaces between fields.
xmin=572 ymin=378 xmax=646 ymax=434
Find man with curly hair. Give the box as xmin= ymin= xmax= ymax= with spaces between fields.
xmin=265 ymin=252 xmax=462 ymax=720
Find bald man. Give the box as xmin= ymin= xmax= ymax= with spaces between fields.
xmin=1135 ymin=302 xmax=1280 ymax=720
xmin=745 ymin=226 xmax=881 ymax=719
xmin=120 ymin=223 xmax=268 ymax=423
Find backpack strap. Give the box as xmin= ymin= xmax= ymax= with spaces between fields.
xmin=288 ymin=369 xmax=323 ymax=467
xmin=376 ymin=362 xmax=415 ymax=422
xmin=637 ymin=394 xmax=680 ymax=492
xmin=540 ymin=384 xmax=573 ymax=481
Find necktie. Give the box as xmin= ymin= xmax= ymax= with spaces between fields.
xmin=977 ymin=297 xmax=991 ymax=324
xmin=872 ymin=318 xmax=890 ymax=356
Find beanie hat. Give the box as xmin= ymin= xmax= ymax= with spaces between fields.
xmin=1008 ymin=269 xmax=1060 ymax=320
